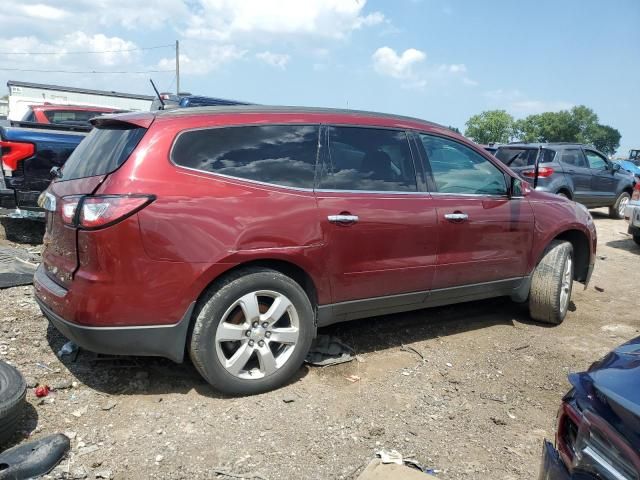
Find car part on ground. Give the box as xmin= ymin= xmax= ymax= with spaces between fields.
xmin=529 ymin=241 xmax=573 ymax=325
xmin=304 ymin=335 xmax=355 ymax=367
xmin=0 ymin=433 xmax=70 ymax=480
xmin=33 ymin=105 xmax=596 ymax=395
xmin=494 ymin=143 xmax=635 ymax=213
xmin=0 ymin=246 xmax=39 ymax=289
xmin=0 ymin=361 xmax=26 ymax=447
xmin=538 ymin=336 xmax=640 ymax=480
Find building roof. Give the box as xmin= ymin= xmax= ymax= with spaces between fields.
xmin=7 ymin=80 xmax=154 ymax=101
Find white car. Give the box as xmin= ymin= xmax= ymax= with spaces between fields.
xmin=624 ymin=181 xmax=640 ymax=245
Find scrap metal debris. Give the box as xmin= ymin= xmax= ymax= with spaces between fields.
xmin=0 ymin=246 xmax=40 ymax=289
xmin=304 ymin=335 xmax=354 ymax=367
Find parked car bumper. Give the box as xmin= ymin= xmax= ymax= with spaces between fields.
xmin=625 ymin=201 xmax=640 ymax=235
xmin=538 ymin=441 xmax=571 ymax=480
xmin=0 ymin=188 xmax=16 ymax=209
xmin=33 ymin=263 xmax=195 ymax=363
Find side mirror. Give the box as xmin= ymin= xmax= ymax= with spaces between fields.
xmin=509 ymin=176 xmax=529 ymax=198
xmin=612 ymin=163 xmax=621 ymax=172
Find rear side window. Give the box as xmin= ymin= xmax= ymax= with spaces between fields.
xmin=44 ymin=110 xmax=103 ymax=124
xmin=559 ymin=149 xmax=588 ymax=168
xmin=319 ymin=126 xmax=417 ymax=192
xmin=420 ymin=134 xmax=507 ymax=195
xmin=495 ymin=148 xmax=555 ymax=167
xmin=172 ymin=125 xmax=319 ymax=189
xmin=61 ymin=125 xmax=146 ymax=181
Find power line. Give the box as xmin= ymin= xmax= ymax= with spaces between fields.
xmin=0 ymin=44 xmax=174 ymax=56
xmin=0 ymin=66 xmax=175 ymax=74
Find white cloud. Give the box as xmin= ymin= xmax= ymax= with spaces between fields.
xmin=372 ymin=46 xmax=426 ymax=80
xmin=16 ymin=3 xmax=69 ymax=20
xmin=184 ymin=0 xmax=384 ymax=41
xmin=158 ymin=45 xmax=246 ymax=75
xmin=484 ymin=89 xmax=573 ymax=115
xmin=256 ymin=51 xmax=290 ymax=69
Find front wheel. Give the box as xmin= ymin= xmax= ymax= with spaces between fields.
xmin=529 ymin=241 xmax=574 ymax=325
xmin=609 ymin=192 xmax=630 ymax=219
xmin=189 ymin=268 xmax=315 ymax=396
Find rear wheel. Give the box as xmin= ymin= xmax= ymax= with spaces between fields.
xmin=556 ymin=191 xmax=570 ymax=199
xmin=529 ymin=241 xmax=573 ymax=325
xmin=609 ymin=192 xmax=630 ymax=219
xmin=189 ymin=268 xmax=314 ymax=396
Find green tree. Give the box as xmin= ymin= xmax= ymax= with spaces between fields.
xmin=515 ymin=110 xmax=579 ymax=143
xmin=588 ymin=124 xmax=621 ymax=156
xmin=447 ymin=125 xmax=461 ymax=134
xmin=464 ymin=110 xmax=514 ymax=144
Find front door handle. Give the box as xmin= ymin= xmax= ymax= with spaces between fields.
xmin=444 ymin=212 xmax=469 ymax=222
xmin=328 ymin=214 xmax=359 ymax=225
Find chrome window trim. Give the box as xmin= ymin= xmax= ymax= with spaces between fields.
xmin=315 ymin=188 xmax=429 ymax=196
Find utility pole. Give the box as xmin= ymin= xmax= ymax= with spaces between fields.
xmin=176 ymin=40 xmax=180 ymax=95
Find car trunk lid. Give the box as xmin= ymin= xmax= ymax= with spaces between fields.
xmin=42 ymin=118 xmax=150 ymax=289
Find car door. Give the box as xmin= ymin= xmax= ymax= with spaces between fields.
xmin=558 ymin=148 xmax=593 ymax=204
xmin=415 ymin=133 xmax=534 ymax=290
xmin=315 ymin=125 xmax=438 ymax=304
xmin=584 ymin=149 xmax=617 ymax=205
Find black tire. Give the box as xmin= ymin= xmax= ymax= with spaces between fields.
xmin=556 ymin=191 xmax=570 ymax=199
xmin=634 ymin=235 xmax=640 ymax=246
xmin=0 ymin=361 xmax=27 ymax=447
xmin=529 ymin=241 xmax=574 ymax=325
xmin=189 ymin=268 xmax=315 ymax=396
xmin=609 ymin=192 xmax=630 ymax=219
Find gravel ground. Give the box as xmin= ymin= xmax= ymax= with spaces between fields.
xmin=0 ymin=209 xmax=638 ymax=480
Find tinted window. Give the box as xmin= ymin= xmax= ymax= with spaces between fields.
xmin=21 ymin=109 xmax=36 ymax=122
xmin=172 ymin=125 xmax=319 ymax=189
xmin=585 ymin=150 xmax=607 ymax=170
xmin=559 ymin=149 xmax=588 ymax=168
xmin=495 ymin=147 xmax=555 ymax=167
xmin=44 ymin=110 xmax=103 ymax=124
xmin=420 ymin=135 xmax=507 ymax=195
xmin=61 ymin=125 xmax=146 ymax=181
xmin=320 ymin=126 xmax=417 ymax=192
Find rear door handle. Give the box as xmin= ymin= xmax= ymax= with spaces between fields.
xmin=444 ymin=213 xmax=468 ymax=222
xmin=328 ymin=214 xmax=359 ymax=225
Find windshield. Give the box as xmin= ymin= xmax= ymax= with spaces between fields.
xmin=495 ymin=147 xmax=555 ymax=167
xmin=60 ymin=125 xmax=146 ymax=181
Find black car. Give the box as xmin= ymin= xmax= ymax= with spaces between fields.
xmin=495 ymin=143 xmax=636 ymax=219
xmin=539 ymin=336 xmax=640 ymax=479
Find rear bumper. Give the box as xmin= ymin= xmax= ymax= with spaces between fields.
xmin=538 ymin=441 xmax=571 ymax=480
xmin=0 ymin=188 xmax=16 ymax=209
xmin=34 ymin=265 xmax=194 ymax=363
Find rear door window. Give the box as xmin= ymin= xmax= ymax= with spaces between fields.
xmin=171 ymin=125 xmax=319 ymax=189
xmin=61 ymin=125 xmax=147 ymax=181
xmin=494 ymin=148 xmax=555 ymax=167
xmin=559 ymin=149 xmax=588 ymax=168
xmin=319 ymin=126 xmax=417 ymax=192
xmin=419 ymin=134 xmax=507 ymax=195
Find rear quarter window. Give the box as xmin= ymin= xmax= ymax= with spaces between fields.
xmin=171 ymin=125 xmax=320 ymax=189
xmin=60 ymin=125 xmax=146 ymax=181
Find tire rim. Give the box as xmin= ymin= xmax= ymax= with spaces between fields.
xmin=618 ymin=196 xmax=629 ymax=216
xmin=215 ymin=290 xmax=300 ymax=380
xmin=560 ymin=254 xmax=572 ymax=314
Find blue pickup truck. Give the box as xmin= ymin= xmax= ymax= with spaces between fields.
xmin=0 ymin=122 xmax=86 ymax=217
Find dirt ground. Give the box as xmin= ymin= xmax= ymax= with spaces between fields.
xmin=0 ymin=209 xmax=638 ymax=480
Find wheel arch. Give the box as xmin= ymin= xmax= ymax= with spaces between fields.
xmin=548 ymin=229 xmax=591 ymax=283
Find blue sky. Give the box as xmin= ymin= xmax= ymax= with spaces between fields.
xmin=1 ymin=0 xmax=638 ymax=154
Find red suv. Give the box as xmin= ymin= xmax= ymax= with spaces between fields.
xmin=34 ymin=106 xmax=597 ymax=395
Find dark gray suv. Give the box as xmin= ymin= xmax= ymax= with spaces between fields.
xmin=495 ymin=143 xmax=635 ymax=218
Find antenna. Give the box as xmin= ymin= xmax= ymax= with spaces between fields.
xmin=149 ymin=78 xmax=165 ymax=110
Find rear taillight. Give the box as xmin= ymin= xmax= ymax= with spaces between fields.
xmin=522 ymin=167 xmax=555 ymax=178
xmin=1 ymin=140 xmax=35 ymax=175
xmin=632 ymin=183 xmax=640 ymax=201
xmin=78 ymin=195 xmax=154 ymax=229
xmin=60 ymin=194 xmax=153 ymax=229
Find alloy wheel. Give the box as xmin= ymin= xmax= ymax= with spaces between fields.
xmin=560 ymin=254 xmax=572 ymax=314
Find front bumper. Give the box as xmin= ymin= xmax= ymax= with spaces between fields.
xmin=34 ymin=265 xmax=194 ymax=363
xmin=538 ymin=441 xmax=571 ymax=480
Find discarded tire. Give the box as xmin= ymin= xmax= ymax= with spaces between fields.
xmin=0 ymin=361 xmax=27 ymax=447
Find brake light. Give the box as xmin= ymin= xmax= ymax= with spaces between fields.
xmin=61 ymin=196 xmax=82 ymax=225
xmin=522 ymin=167 xmax=555 ymax=178
xmin=78 ymin=195 xmax=154 ymax=229
xmin=0 ymin=140 xmax=35 ymax=174
xmin=632 ymin=183 xmax=640 ymax=201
